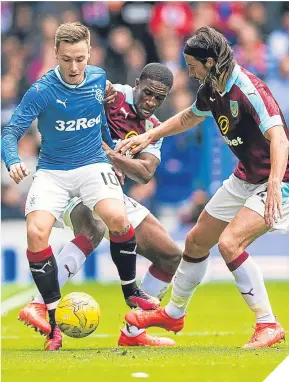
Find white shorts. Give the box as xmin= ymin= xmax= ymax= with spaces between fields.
xmin=25 ymin=163 xmax=124 ymax=228
xmin=205 ymin=174 xmax=289 ymax=233
xmin=63 ymin=195 xmax=150 ymax=240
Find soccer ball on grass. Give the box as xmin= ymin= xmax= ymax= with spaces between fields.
xmin=55 ymin=292 xmax=100 ymax=338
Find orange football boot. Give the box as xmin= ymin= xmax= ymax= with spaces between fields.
xmin=118 ymin=330 xmax=175 ymax=347
xmin=125 ymin=307 xmax=185 ymax=333
xmin=44 ymin=326 xmax=62 ymax=351
xmin=242 ymin=321 xmax=285 ymax=349
xmin=18 ymin=302 xmax=51 ymax=335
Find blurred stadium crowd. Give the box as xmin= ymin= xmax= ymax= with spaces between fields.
xmin=2 ymin=1 xmax=289 ymax=231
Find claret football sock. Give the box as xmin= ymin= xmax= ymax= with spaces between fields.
xmin=165 ymin=254 xmax=209 ymax=319
xmin=140 ymin=264 xmax=172 ymax=300
xmin=227 ymin=252 xmax=275 ymax=324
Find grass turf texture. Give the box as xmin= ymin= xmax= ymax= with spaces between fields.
xmin=2 ymin=281 xmax=288 ymax=382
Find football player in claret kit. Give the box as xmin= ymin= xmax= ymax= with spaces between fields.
xmin=2 ymin=22 xmax=157 ymax=350
xmin=19 ymin=63 xmax=184 ymax=348
xmin=118 ymin=26 xmax=289 ymax=349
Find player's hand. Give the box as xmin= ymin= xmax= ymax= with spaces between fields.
xmin=104 ymin=80 xmax=117 ymax=104
xmin=115 ymin=131 xmax=153 ymax=156
xmin=9 ymin=162 xmax=30 ymax=184
xmin=102 ymin=142 xmax=125 ymax=185
xmin=112 ymin=165 xmax=125 ymax=185
xmin=265 ymin=180 xmax=283 ymax=228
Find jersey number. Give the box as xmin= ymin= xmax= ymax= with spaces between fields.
xmin=101 ymin=172 xmax=119 ymax=186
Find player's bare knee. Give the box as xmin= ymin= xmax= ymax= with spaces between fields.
xmin=79 ymin=221 xmax=106 ymax=249
xmin=107 ymin=215 xmax=130 ymax=233
xmin=218 ymin=236 xmax=238 ymax=261
xmin=70 ymin=204 xmax=105 ymax=248
xmin=27 ymin=221 xmax=49 ymax=246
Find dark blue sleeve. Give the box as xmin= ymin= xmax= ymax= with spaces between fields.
xmin=101 ymin=108 xmax=115 ymax=149
xmin=2 ymin=83 xmax=48 ymax=169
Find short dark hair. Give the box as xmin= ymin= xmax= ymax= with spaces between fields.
xmin=139 ymin=63 xmax=174 ymax=90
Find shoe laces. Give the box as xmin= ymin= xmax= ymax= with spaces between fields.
xmin=34 ymin=304 xmax=47 ymax=317
xmin=135 ymin=288 xmax=151 ymax=300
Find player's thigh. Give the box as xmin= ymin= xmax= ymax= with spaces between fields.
xmin=135 ymin=213 xmax=182 ymax=274
xmin=25 ymin=170 xmax=71 ymax=229
xmin=245 ymin=181 xmax=289 ymax=234
xmin=78 ymin=163 xmax=127 ymax=228
xmin=185 ymin=209 xmax=229 ymax=257
xmin=218 ymin=206 xmax=269 ymax=263
xmin=69 ymin=199 xmax=106 ymax=248
xmin=205 ymin=174 xmax=248 ymax=224
xmin=97 ymin=194 xmax=150 ymax=242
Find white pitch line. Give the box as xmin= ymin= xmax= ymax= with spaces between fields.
xmin=1 ymin=287 xmax=36 ymax=316
xmin=1 ymin=331 xmax=236 ymax=339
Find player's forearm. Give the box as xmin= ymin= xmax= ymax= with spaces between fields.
xmin=108 ymin=154 xmax=154 ymax=184
xmin=268 ymin=133 xmax=289 ymax=184
xmin=148 ymin=108 xmax=205 ymax=142
xmin=1 ymin=133 xmax=21 ymax=169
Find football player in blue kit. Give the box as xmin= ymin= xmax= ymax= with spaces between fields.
xmin=20 ymin=63 xmax=183 ymax=349
xmin=2 ymin=22 xmax=157 ymax=350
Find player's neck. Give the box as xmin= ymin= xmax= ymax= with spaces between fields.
xmin=58 ymin=68 xmax=85 ymax=86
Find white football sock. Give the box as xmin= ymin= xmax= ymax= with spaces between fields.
xmin=33 ymin=242 xmax=87 ymax=304
xmin=123 ymin=267 xmax=171 ymax=337
xmin=140 ymin=269 xmax=171 ymax=300
xmin=231 ymin=256 xmax=275 ymax=324
xmin=165 ymin=256 xmax=209 ymax=319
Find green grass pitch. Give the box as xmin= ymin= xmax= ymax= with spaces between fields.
xmin=2 ymin=281 xmax=288 ymax=382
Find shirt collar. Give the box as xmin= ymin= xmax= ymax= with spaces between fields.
xmin=54 ymin=66 xmax=86 ymax=88
xmin=124 ymin=85 xmax=134 ymax=105
xmin=224 ymin=64 xmax=241 ymax=94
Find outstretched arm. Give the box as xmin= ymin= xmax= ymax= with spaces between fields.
xmin=2 ymin=83 xmax=48 ymax=183
xmin=115 ymin=107 xmax=205 ymax=155
xmin=264 ymin=125 xmax=289 ymax=227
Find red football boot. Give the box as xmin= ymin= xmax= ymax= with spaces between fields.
xmin=125 ymin=288 xmax=160 ymax=310
xmin=242 ymin=321 xmax=285 ymax=349
xmin=18 ymin=302 xmax=50 ymax=335
xmin=44 ymin=326 xmax=62 ymax=351
xmin=125 ymin=307 xmax=185 ymax=333
xmin=118 ymin=330 xmax=175 ymax=347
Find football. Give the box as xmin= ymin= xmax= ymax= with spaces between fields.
xmin=55 ymin=292 xmax=100 ymax=338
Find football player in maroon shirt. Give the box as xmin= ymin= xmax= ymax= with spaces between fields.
xmin=120 ymin=27 xmax=288 ymax=349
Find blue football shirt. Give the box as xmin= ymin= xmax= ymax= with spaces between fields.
xmin=2 ymin=65 xmax=114 ymax=170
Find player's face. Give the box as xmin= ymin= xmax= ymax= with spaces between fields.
xmin=55 ymin=41 xmax=91 ymax=85
xmin=134 ymin=79 xmax=169 ymax=120
xmin=184 ymin=54 xmax=209 ymax=83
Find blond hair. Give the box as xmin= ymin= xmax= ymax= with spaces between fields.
xmin=55 ymin=22 xmax=90 ymax=50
